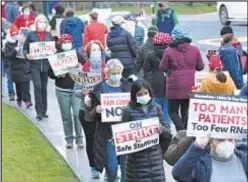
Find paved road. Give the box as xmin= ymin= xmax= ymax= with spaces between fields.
xmin=2 ymin=13 xmax=247 ymax=182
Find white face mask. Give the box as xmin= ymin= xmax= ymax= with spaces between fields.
xmin=61 ymin=43 xmax=72 ymax=51
xmin=215 ymin=141 xmax=235 ymax=159
xmin=37 ymin=22 xmax=47 ymax=31
xmin=137 ymin=95 xmax=151 ymax=105
xmin=52 ymin=9 xmax=56 ymax=15
xmin=24 ymin=11 xmax=30 ymax=16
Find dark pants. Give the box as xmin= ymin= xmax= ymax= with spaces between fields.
xmin=15 ymin=82 xmax=31 ymax=102
xmin=168 ymin=99 xmax=189 ymax=131
xmin=79 ymin=110 xmax=96 ymax=167
xmin=122 ymin=67 xmax=135 ymax=79
xmin=31 ymin=69 xmax=48 ymax=116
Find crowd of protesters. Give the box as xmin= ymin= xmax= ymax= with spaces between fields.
xmin=1 ymin=1 xmax=247 ymax=182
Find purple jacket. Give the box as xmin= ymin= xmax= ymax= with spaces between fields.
xmin=159 ymin=43 xmax=204 ymax=99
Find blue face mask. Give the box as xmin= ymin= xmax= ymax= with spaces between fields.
xmin=136 ymin=95 xmax=151 ymax=105
xmin=110 ymin=74 xmax=122 ymax=83
xmin=90 ymin=50 xmax=102 ymax=69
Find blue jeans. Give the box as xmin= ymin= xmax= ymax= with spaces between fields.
xmin=2 ymin=57 xmax=15 ymax=95
xmin=106 ymin=140 xmax=126 ymax=182
xmin=153 ymin=97 xmax=171 ymax=127
xmin=56 ymin=90 xmax=83 ymax=142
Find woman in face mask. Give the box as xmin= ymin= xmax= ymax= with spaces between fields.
xmin=23 ymin=15 xmax=55 ymax=120
xmin=13 ymin=5 xmax=36 ymax=29
xmin=48 ymin=34 xmax=84 ymax=149
xmin=172 ymin=136 xmax=247 ymax=182
xmin=121 ymin=79 xmax=171 ymax=182
xmin=87 ymin=59 xmax=130 ymax=182
xmin=3 ymin=24 xmax=33 ymax=108
xmin=74 ymin=40 xmax=106 ymax=179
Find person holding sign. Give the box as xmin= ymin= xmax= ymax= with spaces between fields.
xmin=198 ymin=55 xmax=236 ymax=95
xmin=48 ymin=34 xmax=84 ymax=149
xmin=3 ymin=24 xmax=32 ymax=108
xmin=172 ymin=137 xmax=247 ymax=182
xmin=74 ymin=40 xmax=106 ymax=178
xmin=88 ymin=59 xmax=130 ymax=182
xmin=121 ymin=79 xmax=171 ymax=182
xmin=23 ymin=15 xmax=56 ymax=121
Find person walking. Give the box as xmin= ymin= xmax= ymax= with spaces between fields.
xmin=13 ymin=5 xmax=36 ymax=29
xmin=153 ymin=2 xmax=179 ymax=35
xmin=107 ymin=16 xmax=137 ymax=78
xmin=4 ymin=2 xmax=20 ymax=23
xmin=143 ymin=32 xmax=172 ymax=128
xmin=159 ymin=24 xmax=205 ymax=131
xmin=60 ymin=7 xmax=84 ymax=54
xmin=23 ymin=15 xmax=56 ymax=120
xmin=3 ymin=24 xmax=33 ymax=108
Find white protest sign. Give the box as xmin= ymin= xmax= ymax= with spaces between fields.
xmin=134 ymin=9 xmax=146 ymax=21
xmin=48 ymin=50 xmax=78 ymax=76
xmin=51 ymin=18 xmax=63 ymax=37
xmin=29 ymin=41 xmax=55 ymax=60
xmin=187 ymin=93 xmax=247 ymax=139
xmin=111 ymin=117 xmax=160 ymax=156
xmin=101 ymin=93 xmax=130 ymax=122
xmin=68 ymin=67 xmax=102 ymax=91
xmin=16 ymin=28 xmax=31 ymax=58
xmin=195 ymin=71 xmax=229 ymax=88
xmin=91 ymin=8 xmax=112 ymax=24
xmin=122 ymin=20 xmax=135 ymax=37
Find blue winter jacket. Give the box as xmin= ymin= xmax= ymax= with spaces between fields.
xmin=219 ymin=45 xmax=245 ymax=89
xmin=107 ymin=25 xmax=137 ymax=69
xmin=134 ymin=25 xmax=145 ymax=48
xmin=4 ymin=2 xmax=20 ymax=23
xmin=172 ymin=143 xmax=247 ymax=182
xmin=60 ymin=17 xmax=84 ymax=51
xmin=239 ymin=84 xmax=248 ymax=96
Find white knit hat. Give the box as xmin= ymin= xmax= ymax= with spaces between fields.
xmin=112 ymin=16 xmax=125 ymax=25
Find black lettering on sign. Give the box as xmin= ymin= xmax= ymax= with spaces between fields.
xmin=129 ymin=121 xmax=142 ymax=129
xmin=106 ymin=106 xmax=125 ymax=118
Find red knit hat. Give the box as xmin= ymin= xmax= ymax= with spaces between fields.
xmin=208 ymin=55 xmax=222 ymax=71
xmin=152 ymin=32 xmax=172 ymax=45
xmin=58 ymin=34 xmax=73 ymax=44
xmin=10 ymin=25 xmax=19 ymax=36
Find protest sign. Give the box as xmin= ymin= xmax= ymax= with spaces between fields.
xmin=48 ymin=50 xmax=78 ymax=76
xmin=122 ymin=21 xmax=135 ymax=37
xmin=134 ymin=9 xmax=146 ymax=21
xmin=29 ymin=41 xmax=55 ymax=60
xmin=51 ymin=18 xmax=63 ymax=37
xmin=111 ymin=117 xmax=160 ymax=156
xmin=68 ymin=67 xmax=102 ymax=91
xmin=195 ymin=71 xmax=229 ymax=88
xmin=16 ymin=28 xmax=31 ymax=58
xmin=91 ymin=8 xmax=112 ymax=24
xmin=101 ymin=93 xmax=130 ymax=122
xmin=187 ymin=93 xmax=247 ymax=139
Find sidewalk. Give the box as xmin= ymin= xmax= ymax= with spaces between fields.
xmin=2 ymin=77 xmax=175 ymax=182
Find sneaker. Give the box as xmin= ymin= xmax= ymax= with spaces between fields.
xmin=9 ymin=94 xmax=15 ymax=101
xmin=25 ymin=101 xmax=33 ymax=108
xmin=76 ymin=139 xmax=84 ymax=149
xmin=91 ymin=167 xmax=100 ymax=179
xmin=36 ymin=115 xmax=42 ymax=121
xmin=42 ymin=114 xmax=49 ymax=118
xmin=104 ymin=172 xmax=120 ymax=182
xmin=66 ymin=142 xmax=73 ymax=149
xmin=17 ymin=101 xmax=22 ymax=107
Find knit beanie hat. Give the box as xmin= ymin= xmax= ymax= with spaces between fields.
xmin=172 ymin=24 xmax=193 ymax=41
xmin=10 ymin=25 xmax=19 ymax=36
xmin=112 ymin=16 xmax=125 ymax=25
xmin=148 ymin=25 xmax=158 ymax=37
xmin=153 ymin=32 xmax=172 ymax=45
xmin=220 ymin=25 xmax=233 ymax=36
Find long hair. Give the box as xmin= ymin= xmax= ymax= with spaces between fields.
xmin=129 ymin=79 xmax=153 ymax=108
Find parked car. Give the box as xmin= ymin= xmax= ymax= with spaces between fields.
xmin=217 ymin=2 xmax=247 ymax=25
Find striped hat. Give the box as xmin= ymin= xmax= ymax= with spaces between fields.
xmin=153 ymin=32 xmax=172 ymax=45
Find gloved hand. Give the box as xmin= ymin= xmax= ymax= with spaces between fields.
xmin=195 ymin=137 xmax=210 ymax=149
xmin=84 ymin=95 xmax=91 ymax=107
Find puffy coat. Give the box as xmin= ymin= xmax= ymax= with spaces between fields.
xmin=4 ymin=2 xmax=20 ymax=23
xmin=3 ymin=41 xmax=31 ymax=83
xmin=159 ymin=42 xmax=205 ymax=99
xmin=13 ymin=14 xmax=36 ymax=29
xmin=107 ymin=25 xmax=137 ymax=69
xmin=60 ymin=17 xmax=84 ymax=50
xmin=121 ymin=102 xmax=171 ymax=182
xmin=144 ymin=44 xmax=167 ymax=97
xmin=136 ymin=37 xmax=154 ymax=73
xmin=219 ymin=44 xmax=245 ymax=89
xmin=89 ymin=79 xmax=130 ymax=173
xmin=23 ymin=31 xmax=54 ymax=72
xmin=49 ymin=5 xmax=65 ymax=30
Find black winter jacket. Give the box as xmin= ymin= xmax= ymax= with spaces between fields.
xmin=49 ymin=5 xmax=65 ymax=30
xmin=122 ymin=102 xmax=172 ymax=182
xmin=144 ymin=44 xmax=167 ymax=97
xmin=3 ymin=41 xmax=31 ymax=83
xmin=89 ymin=79 xmax=131 ymax=173
xmin=107 ymin=25 xmax=137 ymax=69
xmin=23 ymin=31 xmax=54 ymax=72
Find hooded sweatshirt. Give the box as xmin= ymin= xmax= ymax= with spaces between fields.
xmin=219 ymin=44 xmax=244 ymax=89
xmin=199 ymin=72 xmax=236 ymax=95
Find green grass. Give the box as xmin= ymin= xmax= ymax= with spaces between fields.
xmin=76 ymin=3 xmax=216 ymax=16
xmin=2 ymin=104 xmax=79 ymax=182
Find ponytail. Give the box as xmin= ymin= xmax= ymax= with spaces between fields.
xmin=215 ymin=69 xmax=227 ymax=83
